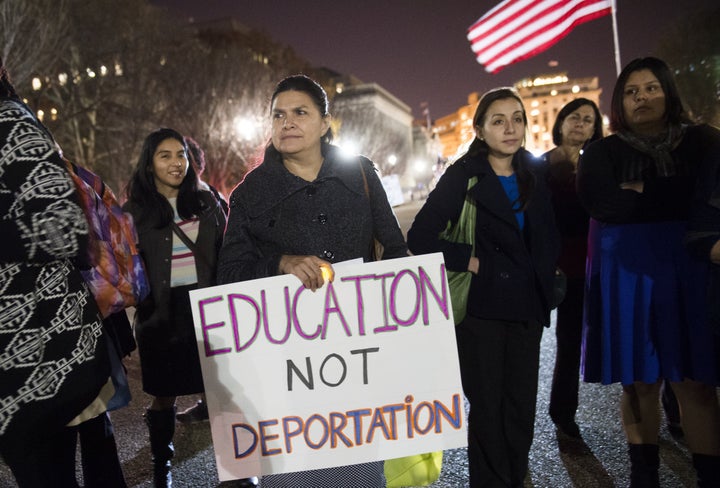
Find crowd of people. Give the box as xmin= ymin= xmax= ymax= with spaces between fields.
xmin=1 ymin=54 xmax=718 ymax=488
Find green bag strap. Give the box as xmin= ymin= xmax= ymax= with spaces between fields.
xmin=440 ymin=176 xmax=478 ymax=253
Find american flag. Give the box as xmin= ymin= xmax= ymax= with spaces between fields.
xmin=467 ymin=0 xmax=612 ymax=73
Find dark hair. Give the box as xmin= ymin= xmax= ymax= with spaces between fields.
xmin=552 ymin=98 xmax=603 ymax=146
xmin=610 ymin=57 xmax=687 ymax=133
xmin=0 ymin=57 xmax=19 ymax=99
xmin=185 ymin=136 xmax=205 ymax=175
xmin=126 ymin=128 xmax=201 ymax=227
xmin=270 ymin=74 xmax=332 ymax=143
xmin=262 ymin=74 xmax=334 ymax=165
xmin=467 ymin=87 xmax=534 ymax=211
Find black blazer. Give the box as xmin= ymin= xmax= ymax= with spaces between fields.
xmin=408 ymin=149 xmax=560 ymax=326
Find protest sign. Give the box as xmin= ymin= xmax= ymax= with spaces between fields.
xmin=189 ymin=253 xmax=466 ymax=481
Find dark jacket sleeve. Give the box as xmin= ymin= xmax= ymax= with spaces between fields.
xmin=686 ymin=125 xmax=720 ymax=260
xmin=217 ymin=188 xmax=282 ymax=285
xmin=407 ymin=161 xmax=473 ymax=272
xmin=362 ymin=158 xmax=408 ymax=259
xmin=577 ymin=136 xmax=690 ymax=223
xmin=196 ymin=191 xmax=227 ymax=288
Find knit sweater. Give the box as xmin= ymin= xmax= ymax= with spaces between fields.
xmin=0 ymin=98 xmax=109 ymax=448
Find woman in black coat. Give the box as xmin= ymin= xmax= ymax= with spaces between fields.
xmin=408 ymin=87 xmax=559 ymax=487
xmin=218 ymin=75 xmax=407 ymax=488
xmin=124 ymin=128 xmax=232 ymax=487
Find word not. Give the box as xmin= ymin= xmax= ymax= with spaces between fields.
xmin=197 ymin=265 xmax=450 ymax=356
xmin=230 ymin=393 xmax=463 ymax=459
xmin=287 ymin=347 xmax=380 ymax=391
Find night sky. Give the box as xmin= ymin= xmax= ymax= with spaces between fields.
xmin=151 ymin=0 xmax=717 ymax=118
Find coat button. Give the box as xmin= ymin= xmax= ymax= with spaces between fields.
xmin=500 ymin=272 xmax=510 ymax=279
xmin=323 ymin=250 xmax=335 ymax=260
xmin=318 ymin=213 xmax=328 ymax=224
xmin=306 ymin=186 xmax=317 ymax=196
xmin=495 ymin=246 xmax=501 ymax=252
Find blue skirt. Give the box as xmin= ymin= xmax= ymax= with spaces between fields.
xmin=581 ymin=220 xmax=720 ymax=386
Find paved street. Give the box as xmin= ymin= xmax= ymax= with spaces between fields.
xmin=0 ymin=200 xmax=704 ymax=487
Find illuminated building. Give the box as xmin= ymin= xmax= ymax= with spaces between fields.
xmin=434 ymin=73 xmax=604 ymax=159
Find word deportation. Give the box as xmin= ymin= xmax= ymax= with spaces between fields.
xmin=196 ymin=264 xmax=451 ymax=354
xmin=231 ymin=393 xmax=463 ymax=459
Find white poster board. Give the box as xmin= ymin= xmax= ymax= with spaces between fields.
xmin=189 ymin=253 xmax=466 ymax=481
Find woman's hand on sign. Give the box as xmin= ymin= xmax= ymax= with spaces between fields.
xmin=279 ymin=255 xmax=334 ymax=291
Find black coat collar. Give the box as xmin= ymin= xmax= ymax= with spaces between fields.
xmin=460 ymin=149 xmax=536 ymax=230
xmin=235 ymin=145 xmax=369 ymax=218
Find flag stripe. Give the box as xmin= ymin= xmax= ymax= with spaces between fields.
xmin=470 ymin=1 xmax=570 ymax=59
xmin=469 ymin=0 xmax=610 ymax=61
xmin=483 ymin=2 xmax=611 ymax=71
xmin=468 ymin=0 xmax=607 ymax=50
xmin=467 ymin=0 xmax=611 ymax=73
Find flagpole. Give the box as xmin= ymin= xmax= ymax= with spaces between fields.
xmin=611 ymin=0 xmax=622 ymax=76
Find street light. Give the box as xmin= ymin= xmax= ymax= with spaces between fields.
xmin=336 ymin=139 xmax=359 ymax=158
xmin=234 ymin=116 xmax=256 ymax=141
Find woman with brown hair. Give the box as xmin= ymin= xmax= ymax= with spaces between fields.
xmin=408 ymin=87 xmax=559 ymax=487
xmin=542 ymin=97 xmax=603 ymax=438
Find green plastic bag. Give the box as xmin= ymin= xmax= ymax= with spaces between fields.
xmin=385 ymin=451 xmax=444 ymax=487
xmin=439 ymin=176 xmax=477 ymax=325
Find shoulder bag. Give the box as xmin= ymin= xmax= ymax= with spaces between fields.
xmin=439 ymin=176 xmax=478 ymax=325
xmin=358 ymin=159 xmax=384 ymax=261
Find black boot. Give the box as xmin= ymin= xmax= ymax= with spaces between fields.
xmin=693 ymin=453 xmax=720 ymax=488
xmin=628 ymin=443 xmax=660 ymax=488
xmin=146 ymin=408 xmax=176 ymax=488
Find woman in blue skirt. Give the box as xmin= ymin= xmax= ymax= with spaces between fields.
xmin=577 ymin=57 xmax=720 ymax=487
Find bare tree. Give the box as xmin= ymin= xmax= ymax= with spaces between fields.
xmin=0 ymin=0 xmax=69 ymax=87
xmin=35 ymin=0 xmax=188 ymax=193
xmin=162 ymin=21 xmax=313 ymax=196
xmin=6 ymin=0 xmax=318 ymax=196
xmin=656 ymin=6 xmax=720 ymax=126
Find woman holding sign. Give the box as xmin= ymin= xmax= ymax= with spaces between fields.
xmin=407 ymin=87 xmax=559 ymax=487
xmin=218 ymin=75 xmax=408 ymax=487
xmin=124 ymin=128 xmax=241 ymax=487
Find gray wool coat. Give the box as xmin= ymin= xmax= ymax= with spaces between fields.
xmin=217 ymin=145 xmax=408 ymax=285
